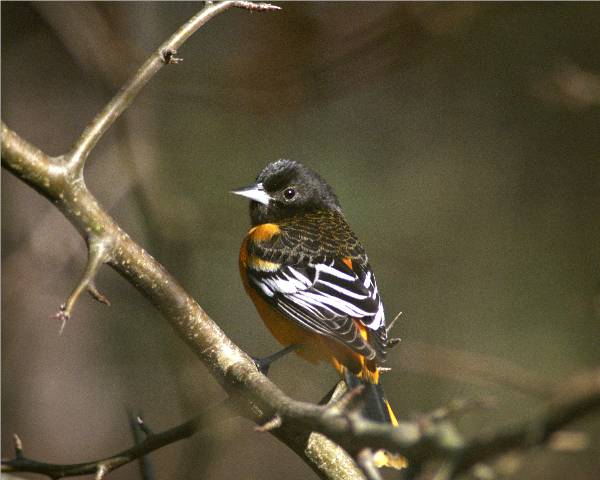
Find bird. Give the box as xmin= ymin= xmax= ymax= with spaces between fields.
xmin=233 ymin=159 xmax=403 ymax=468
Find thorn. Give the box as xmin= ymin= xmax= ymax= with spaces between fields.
xmin=87 ymin=282 xmax=111 ymax=306
xmin=136 ymin=415 xmax=153 ymax=436
xmin=52 ymin=307 xmax=69 ymax=335
xmin=161 ymin=48 xmax=182 ymax=64
xmin=255 ymin=414 xmax=282 ymax=432
xmin=95 ymin=463 xmax=109 ymax=480
xmin=13 ymin=433 xmax=23 ymax=459
xmin=233 ymin=1 xmax=282 ymax=12
xmin=386 ymin=311 xmax=403 ymax=334
xmin=388 ymin=337 xmax=401 ymax=349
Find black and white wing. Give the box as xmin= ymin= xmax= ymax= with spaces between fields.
xmin=247 ymin=257 xmax=387 ymax=362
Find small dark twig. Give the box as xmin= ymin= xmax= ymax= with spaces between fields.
xmin=128 ymin=412 xmax=155 ymax=480
xmin=2 ymin=415 xmax=200 ymax=478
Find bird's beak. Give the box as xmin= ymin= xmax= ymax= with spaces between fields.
xmin=230 ymin=182 xmax=271 ymax=206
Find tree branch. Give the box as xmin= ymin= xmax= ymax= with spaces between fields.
xmin=2 ymin=415 xmax=201 ymax=479
xmin=2 ymin=398 xmax=241 ymax=479
xmin=3 ymin=363 xmax=598 ymax=478
xmin=3 ymin=2 xmax=599 ymax=479
xmin=1 ymin=2 xmax=363 ymax=478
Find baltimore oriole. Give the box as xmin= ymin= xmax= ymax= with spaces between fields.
xmin=233 ymin=160 xmax=404 ymax=468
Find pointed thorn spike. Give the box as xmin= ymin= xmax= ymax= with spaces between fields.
xmin=88 ymin=283 xmax=111 ymax=306
xmin=52 ymin=307 xmax=70 ymax=335
xmin=136 ymin=415 xmax=153 ymax=436
xmin=13 ymin=433 xmax=23 ymax=458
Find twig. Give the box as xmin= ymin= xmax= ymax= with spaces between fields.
xmin=386 ymin=311 xmax=403 ymax=334
xmin=53 ymin=236 xmax=113 ymax=332
xmin=1 ymin=395 xmax=245 ymax=479
xmin=128 ymin=412 xmax=155 ymax=480
xmin=2 ymin=415 xmax=201 ymax=479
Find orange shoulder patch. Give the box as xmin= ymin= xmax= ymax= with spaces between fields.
xmin=342 ymin=257 xmax=353 ymax=269
xmin=249 ymin=223 xmax=280 ymax=242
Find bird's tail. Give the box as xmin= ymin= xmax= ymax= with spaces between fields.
xmin=343 ymin=370 xmax=398 ymax=425
xmin=343 ymin=370 xmax=407 ymax=470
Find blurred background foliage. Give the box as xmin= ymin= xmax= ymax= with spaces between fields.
xmin=2 ymin=2 xmax=599 ymax=479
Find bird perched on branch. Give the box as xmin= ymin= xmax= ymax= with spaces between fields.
xmin=233 ymin=160 xmax=404 ymax=468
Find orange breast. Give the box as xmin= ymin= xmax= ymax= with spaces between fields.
xmin=240 ymin=234 xmax=326 ymax=364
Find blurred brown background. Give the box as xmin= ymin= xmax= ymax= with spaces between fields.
xmin=2 ymin=2 xmax=600 ymax=479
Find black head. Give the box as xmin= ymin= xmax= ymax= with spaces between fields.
xmin=232 ymin=160 xmax=341 ymax=225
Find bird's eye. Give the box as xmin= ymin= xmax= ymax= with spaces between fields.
xmin=283 ymin=187 xmax=296 ymax=201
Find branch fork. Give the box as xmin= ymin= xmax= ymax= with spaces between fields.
xmin=54 ymin=235 xmax=113 ymax=332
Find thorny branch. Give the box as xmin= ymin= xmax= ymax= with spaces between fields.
xmin=2 ymin=398 xmax=241 ymax=480
xmin=1 ymin=2 xmax=360 ymax=479
xmin=2 ymin=415 xmax=201 ymax=479
xmin=2 ymin=2 xmax=600 ymax=479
